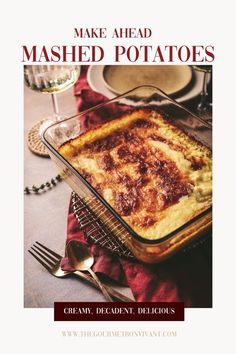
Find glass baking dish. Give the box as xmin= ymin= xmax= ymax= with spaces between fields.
xmin=42 ymin=85 xmax=212 ymax=263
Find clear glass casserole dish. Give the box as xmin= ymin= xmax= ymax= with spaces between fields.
xmin=42 ymin=85 xmax=212 ymax=263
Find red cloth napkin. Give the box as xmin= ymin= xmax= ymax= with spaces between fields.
xmin=61 ymin=66 xmax=212 ymax=307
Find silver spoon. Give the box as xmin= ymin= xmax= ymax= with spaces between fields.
xmin=66 ymin=240 xmax=113 ymax=302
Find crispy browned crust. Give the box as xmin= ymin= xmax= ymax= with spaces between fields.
xmin=59 ymin=108 xmax=212 ymax=239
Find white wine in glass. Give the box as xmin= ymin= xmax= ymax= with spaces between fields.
xmin=24 ymin=65 xmax=81 ymax=156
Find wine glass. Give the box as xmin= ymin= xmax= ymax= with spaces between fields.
xmin=24 ymin=65 xmax=81 ymax=156
xmin=192 ymin=65 xmax=212 ymax=115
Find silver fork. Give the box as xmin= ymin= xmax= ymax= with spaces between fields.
xmin=28 ymin=241 xmax=133 ymax=302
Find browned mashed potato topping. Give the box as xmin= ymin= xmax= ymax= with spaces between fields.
xmin=59 ymin=108 xmax=212 ymax=240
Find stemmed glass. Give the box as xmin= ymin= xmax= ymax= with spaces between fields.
xmin=192 ymin=65 xmax=212 ymax=115
xmin=24 ymin=65 xmax=81 ymax=156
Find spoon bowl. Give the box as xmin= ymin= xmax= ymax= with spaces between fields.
xmin=66 ymin=239 xmax=113 ymax=302
xmin=67 ymin=241 xmax=94 ymax=271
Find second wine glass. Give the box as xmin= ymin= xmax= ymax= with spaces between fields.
xmin=192 ymin=65 xmax=212 ymax=114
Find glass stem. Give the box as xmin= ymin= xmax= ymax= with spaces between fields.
xmin=197 ymin=72 xmax=210 ymax=113
xmin=203 ymin=72 xmax=208 ymax=96
xmin=51 ymin=93 xmax=60 ymax=121
xmin=201 ymin=72 xmax=208 ymax=106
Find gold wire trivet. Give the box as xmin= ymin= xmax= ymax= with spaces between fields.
xmin=71 ymin=192 xmax=210 ymax=260
xmin=71 ymin=192 xmax=135 ymax=259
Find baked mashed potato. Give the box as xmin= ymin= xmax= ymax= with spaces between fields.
xmin=59 ymin=108 xmax=212 ymax=240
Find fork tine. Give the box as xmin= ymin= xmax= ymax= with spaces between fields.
xmin=35 ymin=241 xmax=62 ymax=260
xmin=33 ymin=244 xmax=59 ymax=263
xmin=28 ymin=249 xmax=51 ymax=272
xmin=31 ymin=246 xmax=55 ymax=268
